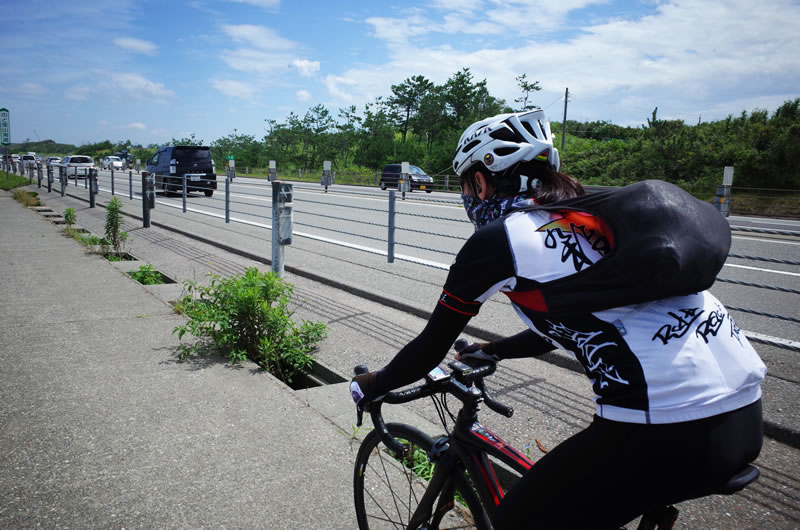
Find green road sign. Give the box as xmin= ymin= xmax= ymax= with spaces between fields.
xmin=0 ymin=108 xmax=9 ymax=147
xmin=225 ymin=155 xmax=236 ymax=160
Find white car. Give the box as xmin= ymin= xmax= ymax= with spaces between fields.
xmin=20 ymin=154 xmax=37 ymax=168
xmin=103 ymin=156 xmax=124 ymax=170
xmin=46 ymin=157 xmax=62 ymax=166
xmin=60 ymin=155 xmax=95 ymax=177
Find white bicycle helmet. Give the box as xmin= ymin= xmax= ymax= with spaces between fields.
xmin=453 ymin=109 xmax=560 ymax=183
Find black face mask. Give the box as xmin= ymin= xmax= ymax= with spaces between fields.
xmin=461 ymin=193 xmax=534 ymax=230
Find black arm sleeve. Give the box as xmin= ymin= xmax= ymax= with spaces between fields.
xmin=372 ymin=302 xmax=472 ymax=396
xmin=487 ymin=329 xmax=556 ymax=359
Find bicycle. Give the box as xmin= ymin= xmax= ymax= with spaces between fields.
xmin=352 ymin=340 xmax=760 ymax=529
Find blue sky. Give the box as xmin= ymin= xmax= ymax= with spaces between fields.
xmin=2 ymin=0 xmax=799 ymax=147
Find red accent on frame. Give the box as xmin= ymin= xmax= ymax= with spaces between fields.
xmin=469 ymin=423 xmax=535 ymax=470
xmin=472 ymin=453 xmax=502 ymax=505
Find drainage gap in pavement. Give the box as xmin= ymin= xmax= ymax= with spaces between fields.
xmin=288 ymin=360 xmax=347 ymax=390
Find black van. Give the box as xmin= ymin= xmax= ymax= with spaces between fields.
xmin=146 ymin=145 xmax=217 ymax=197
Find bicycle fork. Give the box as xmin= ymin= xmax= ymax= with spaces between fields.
xmin=407 ymin=438 xmax=462 ymax=529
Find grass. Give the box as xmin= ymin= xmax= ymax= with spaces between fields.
xmin=12 ymin=188 xmax=42 ymax=207
xmin=1 ymin=173 xmax=30 ymax=191
xmin=128 ymin=264 xmax=168 ymax=285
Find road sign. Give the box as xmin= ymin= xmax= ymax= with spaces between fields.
xmin=0 ymin=108 xmax=9 ymax=147
xmin=225 ymin=155 xmax=235 ymax=160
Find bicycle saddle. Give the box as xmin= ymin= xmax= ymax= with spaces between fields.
xmin=715 ymin=464 xmax=760 ymax=495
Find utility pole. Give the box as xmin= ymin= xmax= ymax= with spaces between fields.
xmin=561 ymin=87 xmax=569 ymax=152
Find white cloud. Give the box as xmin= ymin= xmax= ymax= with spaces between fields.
xmin=113 ymin=37 xmax=158 ymax=55
xmin=323 ymin=74 xmax=359 ymax=103
xmin=227 ymin=0 xmax=280 ymax=9
xmin=220 ymin=48 xmax=294 ymax=74
xmin=326 ymin=0 xmax=800 ymax=126
xmin=296 ymin=89 xmax=312 ymax=102
xmin=292 ymin=59 xmax=320 ymax=77
xmin=65 ymin=85 xmax=91 ymax=101
xmin=128 ymin=122 xmax=146 ymax=129
xmin=65 ymin=74 xmax=173 ymax=104
xmin=112 ymin=74 xmax=174 ymax=103
xmin=21 ymin=82 xmax=47 ymax=96
xmin=211 ymin=79 xmax=259 ymax=100
xmin=221 ymin=24 xmax=297 ymax=50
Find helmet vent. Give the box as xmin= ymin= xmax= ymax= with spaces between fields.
xmin=490 ymin=127 xmax=516 ymax=141
xmin=462 ymin=140 xmax=481 ymax=153
xmin=522 ymin=121 xmax=537 ymax=139
xmin=495 ymin=147 xmax=520 ymax=156
xmin=538 ymin=120 xmax=548 ymax=140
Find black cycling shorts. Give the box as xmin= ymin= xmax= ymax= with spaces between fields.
xmin=493 ymin=399 xmax=763 ymax=529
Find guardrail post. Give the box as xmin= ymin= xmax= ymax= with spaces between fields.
xmin=46 ymin=166 xmax=53 ymax=193
xmin=28 ymin=164 xmax=33 ymax=184
xmin=387 ymin=190 xmax=396 ymax=263
xmin=142 ymin=171 xmax=154 ymax=228
xmin=321 ymin=160 xmax=332 ymax=192
xmin=714 ymin=166 xmax=733 ymax=217
xmin=36 ymin=165 xmax=42 ymax=188
xmin=271 ymin=181 xmax=293 ymax=277
xmin=59 ymin=166 xmax=66 ymax=196
xmin=110 ymin=168 xmax=115 ymax=195
xmin=84 ymin=168 xmax=88 ymax=189
xmin=89 ymin=168 xmax=98 ymax=208
xmin=128 ymin=170 xmax=133 ymax=200
xmin=399 ymin=161 xmax=410 ymax=200
xmin=225 ymin=177 xmax=230 ymax=223
xmin=182 ymin=174 xmax=187 ymax=213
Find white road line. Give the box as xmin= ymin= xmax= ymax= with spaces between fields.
xmin=724 ymin=263 xmax=800 ymax=277
xmin=733 ymin=235 xmax=800 ymax=246
xmin=744 ymin=331 xmax=800 ymax=352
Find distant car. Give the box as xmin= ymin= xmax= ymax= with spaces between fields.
xmin=20 ymin=154 xmax=37 ymax=168
xmin=380 ymin=164 xmax=434 ymax=193
xmin=146 ymin=145 xmax=217 ymax=197
xmin=103 ymin=156 xmax=124 ymax=170
xmin=60 ymin=155 xmax=95 ymax=177
xmin=46 ymin=157 xmax=62 ymax=166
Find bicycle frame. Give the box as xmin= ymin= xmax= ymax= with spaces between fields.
xmin=399 ymin=381 xmax=535 ymax=527
xmin=355 ymin=353 xmax=760 ymax=530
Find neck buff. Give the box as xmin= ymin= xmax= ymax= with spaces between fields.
xmin=461 ymin=194 xmax=537 ymax=230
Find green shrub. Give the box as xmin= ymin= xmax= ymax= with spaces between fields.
xmin=63 ymin=207 xmax=76 ymax=229
xmin=129 ymin=264 xmax=164 ymax=285
xmin=173 ymin=267 xmax=327 ymax=382
xmin=103 ymin=197 xmax=128 ymax=255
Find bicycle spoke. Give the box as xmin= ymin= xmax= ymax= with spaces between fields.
xmin=355 ymin=425 xmax=483 ymax=529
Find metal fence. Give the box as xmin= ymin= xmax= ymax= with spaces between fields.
xmin=7 ymin=161 xmax=799 ymax=353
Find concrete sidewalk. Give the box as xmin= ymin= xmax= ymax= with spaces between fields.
xmin=0 ymin=192 xmax=360 ymax=528
xmin=2 ymin=187 xmax=799 ymax=528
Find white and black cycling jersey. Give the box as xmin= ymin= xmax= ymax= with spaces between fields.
xmin=439 ymin=209 xmax=767 ymax=424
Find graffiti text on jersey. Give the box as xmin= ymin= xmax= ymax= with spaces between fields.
xmin=545 ymin=321 xmax=629 ymax=389
xmin=540 ymin=221 xmax=611 ymax=272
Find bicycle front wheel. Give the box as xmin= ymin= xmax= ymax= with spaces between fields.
xmin=353 ymin=422 xmax=487 ymax=529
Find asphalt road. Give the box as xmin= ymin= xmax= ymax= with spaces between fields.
xmin=18 ymin=172 xmax=800 ymax=528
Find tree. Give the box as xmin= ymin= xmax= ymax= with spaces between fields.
xmin=355 ymin=98 xmax=395 ymax=169
xmin=513 ymin=73 xmax=541 ymax=111
xmin=388 ymin=75 xmax=434 ymax=143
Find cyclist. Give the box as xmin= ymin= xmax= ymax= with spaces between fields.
xmin=350 ymin=109 xmax=767 ymax=529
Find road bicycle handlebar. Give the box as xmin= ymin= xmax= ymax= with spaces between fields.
xmin=354 ymin=341 xmax=514 ymax=456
